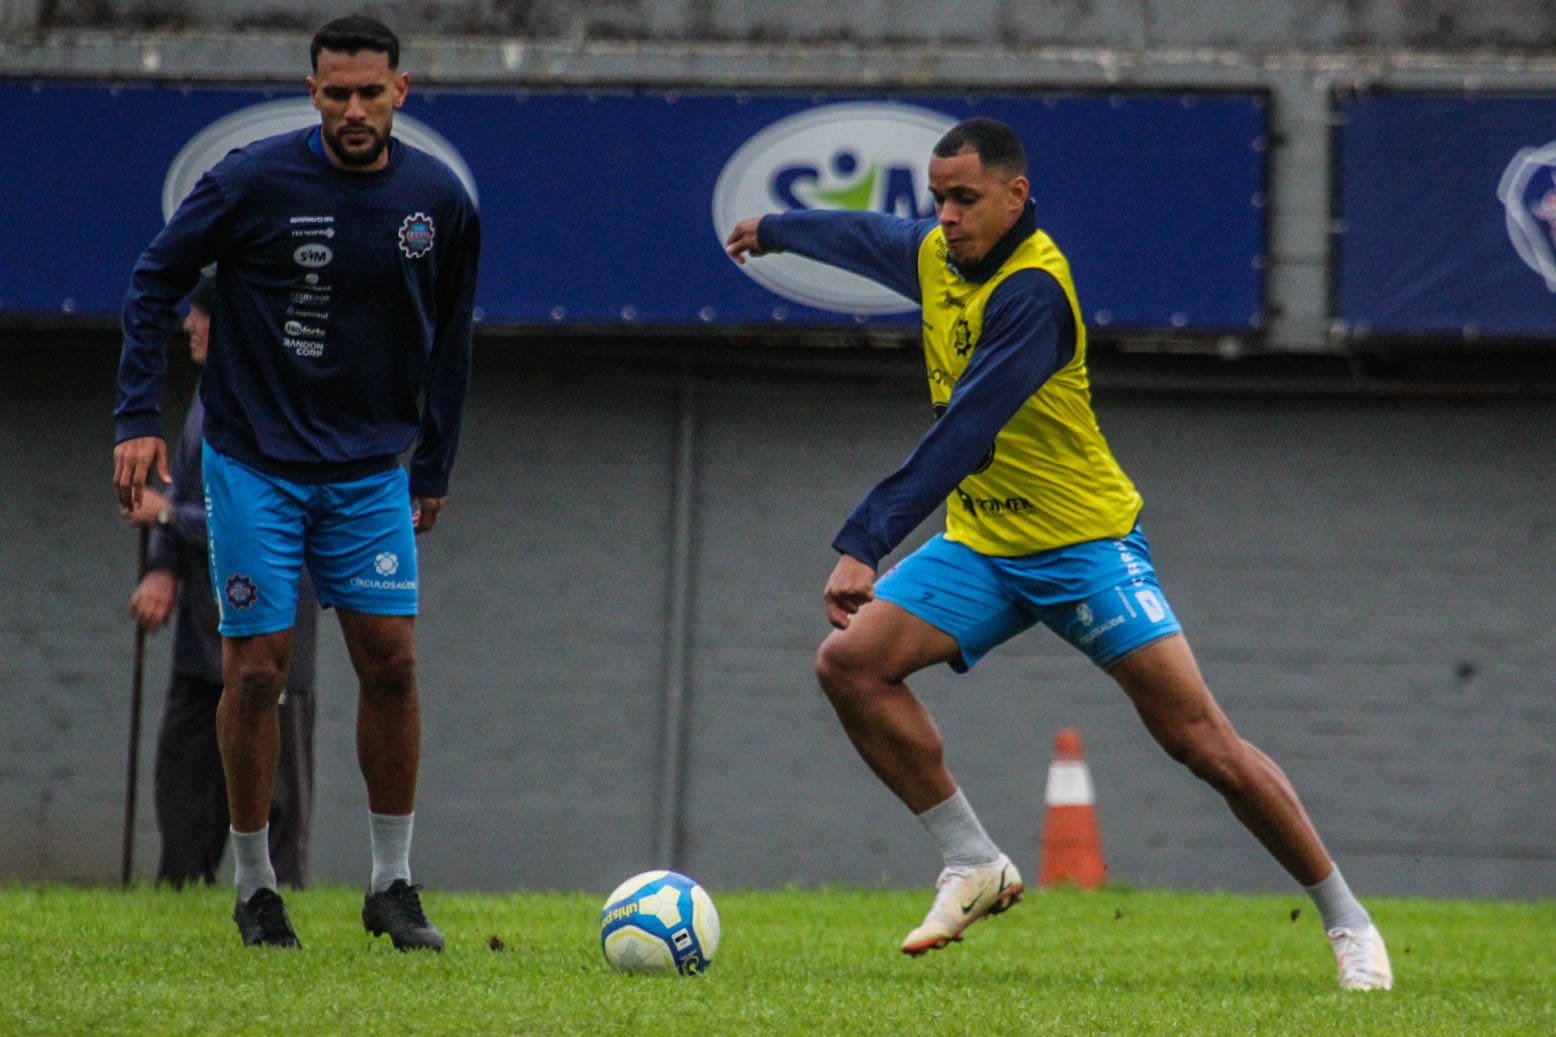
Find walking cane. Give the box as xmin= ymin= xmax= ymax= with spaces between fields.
xmin=121 ymin=526 xmax=150 ymax=887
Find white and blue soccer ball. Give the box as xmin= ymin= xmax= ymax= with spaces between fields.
xmin=600 ymin=870 xmax=720 ymax=976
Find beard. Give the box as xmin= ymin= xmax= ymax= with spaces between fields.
xmin=326 ymin=123 xmax=390 ymax=167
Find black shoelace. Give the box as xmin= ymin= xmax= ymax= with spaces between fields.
xmin=386 ymin=882 xmax=431 ymax=927
xmin=250 ymin=890 xmax=293 ymax=938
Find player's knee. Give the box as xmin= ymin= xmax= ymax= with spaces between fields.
xmin=1160 ymin=721 xmax=1244 ymax=794
xmin=357 ymin=649 xmax=417 ymax=704
xmin=814 ymin=634 xmax=870 ymax=699
xmin=225 ymin=660 xmax=286 ymax=710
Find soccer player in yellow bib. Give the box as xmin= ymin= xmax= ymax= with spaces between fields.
xmin=725 ymin=116 xmax=1391 ymax=990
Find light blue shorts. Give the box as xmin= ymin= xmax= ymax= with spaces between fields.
xmin=875 ymin=526 xmax=1182 ymax=672
xmin=203 ymin=444 xmax=418 ymax=637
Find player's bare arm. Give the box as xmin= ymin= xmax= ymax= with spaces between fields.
xmin=823 ymin=553 xmax=877 ymax=630
xmin=113 ymin=436 xmax=170 ymax=512
xmin=724 ymin=217 xmax=773 ymax=264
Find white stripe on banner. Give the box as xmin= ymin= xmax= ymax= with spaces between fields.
xmin=1045 ymin=761 xmax=1095 ymax=806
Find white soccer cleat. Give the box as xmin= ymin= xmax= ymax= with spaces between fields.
xmin=1327 ymin=924 xmax=1394 ymax=990
xmin=901 ymin=854 xmax=1023 ymax=956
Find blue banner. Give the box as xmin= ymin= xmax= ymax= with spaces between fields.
xmin=0 ymin=81 xmax=1266 ymax=332
xmin=1335 ymin=92 xmax=1556 ymax=339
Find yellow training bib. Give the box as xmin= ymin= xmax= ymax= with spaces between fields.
xmin=917 ymin=227 xmax=1142 ymax=555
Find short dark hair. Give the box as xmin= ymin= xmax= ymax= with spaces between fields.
xmin=310 ymin=15 xmax=399 ymax=71
xmin=933 ymin=117 xmax=1027 ymax=178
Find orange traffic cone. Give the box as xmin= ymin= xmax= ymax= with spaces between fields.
xmin=1038 ymin=728 xmax=1106 ymax=888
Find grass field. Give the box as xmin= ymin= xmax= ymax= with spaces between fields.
xmin=5 ymin=883 xmax=1551 ymax=1035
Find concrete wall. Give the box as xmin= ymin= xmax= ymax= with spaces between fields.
xmin=22 ymin=1 xmax=1556 ymax=49
xmin=4 ymin=330 xmax=1552 ymax=898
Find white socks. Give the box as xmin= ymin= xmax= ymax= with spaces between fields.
xmin=369 ymin=811 xmax=414 ymax=893
xmin=916 ymin=788 xmax=1002 ymax=868
xmin=231 ymin=826 xmax=276 ymax=902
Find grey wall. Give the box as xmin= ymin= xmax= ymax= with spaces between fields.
xmin=24 ymin=0 xmax=1556 ymax=49
xmin=5 ymin=331 xmax=1552 ymax=898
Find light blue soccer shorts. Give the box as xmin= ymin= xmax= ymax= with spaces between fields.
xmin=875 ymin=525 xmax=1182 ymax=672
xmin=203 ymin=444 xmax=419 ymax=637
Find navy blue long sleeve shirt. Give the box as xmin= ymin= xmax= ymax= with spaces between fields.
xmin=116 ymin=127 xmax=481 ymax=497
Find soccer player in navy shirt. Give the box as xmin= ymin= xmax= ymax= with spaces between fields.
xmin=113 ymin=15 xmax=479 ymax=951
xmin=726 ymin=117 xmax=1391 ymax=990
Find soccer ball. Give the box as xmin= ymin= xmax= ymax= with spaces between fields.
xmin=600 ymin=870 xmax=720 ymax=976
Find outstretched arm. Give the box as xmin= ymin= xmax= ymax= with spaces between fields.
xmin=726 ymin=209 xmax=935 ymax=302
xmin=724 ymin=218 xmax=769 ymax=264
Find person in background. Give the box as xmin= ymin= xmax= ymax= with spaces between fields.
xmin=125 ymin=277 xmax=318 ymax=890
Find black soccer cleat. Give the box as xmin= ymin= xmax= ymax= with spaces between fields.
xmin=362 ymin=880 xmax=445 ymax=952
xmin=233 ymin=887 xmax=302 ymax=948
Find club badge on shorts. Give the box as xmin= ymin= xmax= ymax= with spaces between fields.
xmin=398 ymin=212 xmax=435 ymax=258
xmin=225 ymin=574 xmax=258 ymax=609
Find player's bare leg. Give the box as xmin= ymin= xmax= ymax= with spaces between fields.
xmin=338 ymin=609 xmax=443 ymax=951
xmin=815 ymin=601 xmax=1023 ymax=954
xmin=1108 ymin=633 xmax=1391 ymax=989
xmin=218 ymin=630 xmax=294 ymax=830
xmin=814 ymin=601 xmax=962 ymax=814
xmin=1106 ymin=633 xmax=1330 ymax=883
xmin=218 ymin=629 xmax=301 ymax=947
xmin=339 ymin=610 xmax=421 ymax=815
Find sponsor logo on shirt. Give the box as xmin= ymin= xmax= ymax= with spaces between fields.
xmin=293 ymin=243 xmax=333 ymax=268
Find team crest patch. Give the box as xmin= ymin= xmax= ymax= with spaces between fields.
xmin=1498 ymin=141 xmax=1556 ymax=292
xmin=397 ymin=212 xmax=435 ymax=258
xmin=225 ymin=574 xmax=258 ymax=609
xmin=952 ymin=316 xmax=972 ymax=356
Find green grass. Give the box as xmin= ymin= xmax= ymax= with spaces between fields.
xmin=4 ymin=883 xmax=1551 ymax=1035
